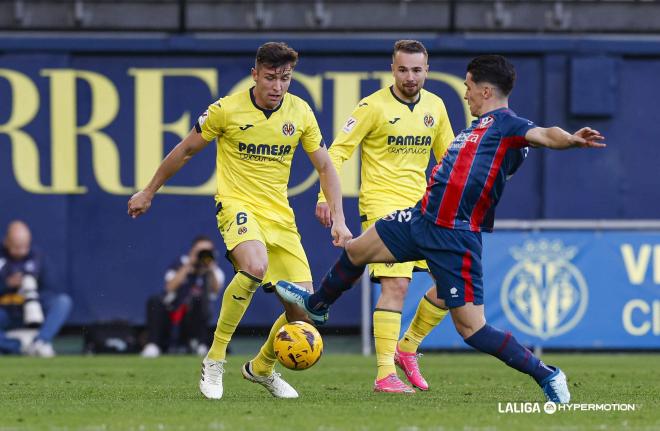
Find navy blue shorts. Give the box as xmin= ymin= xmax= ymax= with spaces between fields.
xmin=374 ymin=207 xmax=484 ymax=308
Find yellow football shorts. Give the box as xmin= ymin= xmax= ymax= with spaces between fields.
xmin=216 ymin=201 xmax=313 ymax=286
xmin=362 ymin=217 xmax=428 ymax=282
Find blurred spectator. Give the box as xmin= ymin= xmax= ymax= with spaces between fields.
xmin=0 ymin=220 xmax=73 ymax=357
xmin=141 ymin=236 xmax=225 ymax=358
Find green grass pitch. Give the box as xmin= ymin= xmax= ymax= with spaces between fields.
xmin=0 ymin=353 xmax=658 ymax=431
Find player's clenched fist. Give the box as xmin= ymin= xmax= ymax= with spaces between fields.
xmin=127 ymin=190 xmax=154 ymax=218
xmin=331 ymin=222 xmax=353 ymax=248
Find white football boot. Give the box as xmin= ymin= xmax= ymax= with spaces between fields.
xmin=540 ymin=366 xmax=571 ymax=404
xmin=25 ymin=339 xmax=55 ymax=358
xmin=241 ymin=361 xmax=299 ymax=398
xmin=199 ymin=357 xmax=226 ymax=399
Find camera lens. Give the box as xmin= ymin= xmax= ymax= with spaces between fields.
xmin=197 ymin=249 xmax=215 ymax=264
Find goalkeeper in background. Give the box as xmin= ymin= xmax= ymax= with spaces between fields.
xmin=315 ymin=40 xmax=454 ymax=393
xmin=128 ymin=42 xmax=351 ymax=400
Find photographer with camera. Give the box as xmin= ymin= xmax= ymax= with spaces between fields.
xmin=0 ymin=220 xmax=73 ymax=357
xmin=141 ymin=235 xmax=225 ymax=358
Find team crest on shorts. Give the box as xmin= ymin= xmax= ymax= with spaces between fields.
xmin=282 ymin=121 xmax=296 ymax=136
xmin=238 ymin=227 xmax=248 ymax=235
xmin=423 ymin=113 xmax=435 ymax=128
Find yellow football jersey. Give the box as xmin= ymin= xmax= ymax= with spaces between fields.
xmin=199 ymin=88 xmax=324 ymax=226
xmin=320 ymin=86 xmax=454 ymax=220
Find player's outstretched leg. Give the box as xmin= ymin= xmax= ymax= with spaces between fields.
xmin=276 ymin=249 xmax=365 ymax=324
xmin=463 ymin=323 xmax=570 ymax=403
xmin=241 ymin=312 xmax=297 ymax=398
xmin=396 ymin=291 xmax=448 ymax=391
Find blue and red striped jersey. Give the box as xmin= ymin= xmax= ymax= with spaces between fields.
xmin=419 ymin=108 xmax=535 ymax=232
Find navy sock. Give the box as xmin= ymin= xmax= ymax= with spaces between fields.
xmin=464 ymin=324 xmax=553 ymax=384
xmin=308 ymin=249 xmax=365 ymax=311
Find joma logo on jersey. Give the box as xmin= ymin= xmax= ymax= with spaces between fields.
xmin=282 ymin=121 xmax=296 ymax=136
xmin=238 ymin=142 xmax=292 ymax=155
xmin=387 ymin=135 xmax=432 ymax=146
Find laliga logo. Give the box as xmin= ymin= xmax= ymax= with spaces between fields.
xmin=501 ymin=240 xmax=588 ymax=340
xmin=197 ymin=110 xmax=209 ymax=126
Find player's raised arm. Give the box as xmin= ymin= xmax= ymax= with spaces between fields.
xmin=525 ymin=126 xmax=606 ymax=150
xmin=307 ymin=146 xmax=353 ymax=247
xmin=127 ymin=128 xmax=211 ymax=218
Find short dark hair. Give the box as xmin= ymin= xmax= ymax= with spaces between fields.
xmin=393 ymin=40 xmax=428 ymax=59
xmin=191 ymin=235 xmax=213 ymax=247
xmin=255 ymin=42 xmax=298 ymax=69
xmin=467 ymin=55 xmax=516 ymax=96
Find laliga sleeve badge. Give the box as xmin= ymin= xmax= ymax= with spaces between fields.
xmin=195 ymin=110 xmax=209 ymax=132
xmin=342 ymin=117 xmax=357 ymax=133
xmin=197 ymin=110 xmax=209 ymax=126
